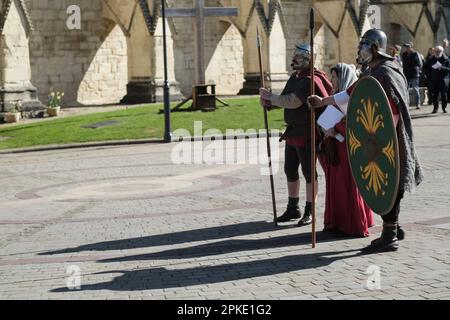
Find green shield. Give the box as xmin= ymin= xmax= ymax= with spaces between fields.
xmin=346 ymin=76 xmax=400 ymax=215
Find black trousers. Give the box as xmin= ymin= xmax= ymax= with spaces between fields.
xmin=431 ymin=79 xmax=448 ymax=111
xmin=427 ymin=84 xmax=432 ymax=103
xmin=284 ymin=143 xmax=317 ymax=183
xmin=381 ymin=190 xmax=405 ymax=224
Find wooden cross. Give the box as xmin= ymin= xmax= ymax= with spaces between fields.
xmin=165 ymin=0 xmax=238 ymax=85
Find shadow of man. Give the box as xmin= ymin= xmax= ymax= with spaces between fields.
xmin=96 ymin=230 xmax=359 ymax=263
xmin=52 ymin=248 xmax=362 ymax=293
xmin=40 ymin=221 xmax=292 ymax=255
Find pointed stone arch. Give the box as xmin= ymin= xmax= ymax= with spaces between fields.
xmin=0 ymin=0 xmax=33 ymax=35
xmin=1 ymin=0 xmax=41 ymax=112
xmin=310 ymin=0 xmax=372 ymax=68
xmin=206 ymin=21 xmax=245 ymax=95
xmin=379 ymin=0 xmax=449 ymax=54
xmin=76 ymin=17 xmax=128 ymax=105
xmin=387 ymin=22 xmax=413 ymax=48
xmin=237 ymin=1 xmax=288 ymax=94
xmin=106 ymin=0 xmax=182 ymax=103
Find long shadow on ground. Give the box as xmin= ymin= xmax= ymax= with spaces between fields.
xmin=97 ymin=231 xmax=360 ymax=263
xmin=51 ymin=248 xmax=362 ymax=292
xmin=40 ymin=221 xmax=293 ymax=255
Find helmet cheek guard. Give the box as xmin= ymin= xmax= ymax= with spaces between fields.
xmin=358 ymin=29 xmax=393 ymax=62
xmin=357 ymin=43 xmax=374 ymax=64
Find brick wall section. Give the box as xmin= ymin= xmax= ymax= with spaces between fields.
xmin=168 ymin=0 xmax=245 ymax=96
xmin=281 ymin=1 xmax=332 ymax=74
xmin=2 ymin=0 xmax=443 ymax=106
xmin=282 ymin=1 xmax=310 ymax=69
xmin=77 ymin=23 xmax=127 ymax=105
xmin=26 ymin=0 xmax=127 ymax=106
xmin=205 ymin=22 xmax=244 ymax=95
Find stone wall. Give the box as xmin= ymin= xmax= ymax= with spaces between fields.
xmin=205 ymin=22 xmax=244 ymax=95
xmin=1 ymin=0 xmax=30 ymax=88
xmin=169 ymin=0 xmax=246 ymax=96
xmin=381 ymin=1 xmax=449 ymax=56
xmin=26 ymin=0 xmax=127 ymax=106
xmin=281 ymin=0 xmax=336 ymax=73
xmin=2 ymin=0 xmax=448 ymax=107
xmin=282 ymin=0 xmax=310 ymax=67
xmin=77 ymin=22 xmax=127 ymax=105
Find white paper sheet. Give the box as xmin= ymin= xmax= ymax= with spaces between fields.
xmin=334 ymin=91 xmax=350 ymax=115
xmin=318 ymin=105 xmax=345 ymax=129
xmin=432 ymin=61 xmax=442 ymax=69
xmin=318 ymin=105 xmax=345 ymax=143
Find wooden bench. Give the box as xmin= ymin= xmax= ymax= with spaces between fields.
xmin=193 ymin=84 xmax=216 ymax=111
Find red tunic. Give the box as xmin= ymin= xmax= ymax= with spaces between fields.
xmin=319 ymin=120 xmax=374 ymax=237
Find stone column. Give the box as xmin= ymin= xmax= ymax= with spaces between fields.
xmin=267 ymin=11 xmax=288 ymax=94
xmin=120 ymin=7 xmax=155 ymax=104
xmin=152 ymin=18 xmax=182 ymax=102
xmin=0 ymin=0 xmax=42 ymax=112
xmin=121 ymin=1 xmax=182 ymax=104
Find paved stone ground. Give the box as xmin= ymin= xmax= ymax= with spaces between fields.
xmin=0 ymin=105 xmax=449 ymax=300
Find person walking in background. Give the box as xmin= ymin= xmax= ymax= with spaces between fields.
xmin=444 ymin=39 xmax=450 ymax=103
xmin=442 ymin=39 xmax=450 ymax=58
xmin=423 ymin=47 xmax=435 ymax=105
xmin=402 ymin=42 xmax=423 ymax=109
xmin=389 ymin=45 xmax=402 ymax=66
xmin=425 ymin=45 xmax=450 ymax=113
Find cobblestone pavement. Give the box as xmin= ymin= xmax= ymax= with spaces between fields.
xmin=0 ymin=106 xmax=449 ymax=300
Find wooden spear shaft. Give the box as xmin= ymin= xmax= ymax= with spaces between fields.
xmin=309 ymin=8 xmax=317 ymax=248
xmin=257 ymin=29 xmax=278 ymax=226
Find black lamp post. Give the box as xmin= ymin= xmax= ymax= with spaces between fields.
xmin=162 ymin=0 xmax=172 ymax=143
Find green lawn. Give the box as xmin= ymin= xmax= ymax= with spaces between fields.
xmin=0 ymin=97 xmax=286 ymax=150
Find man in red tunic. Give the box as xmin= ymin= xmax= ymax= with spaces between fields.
xmin=309 ymin=29 xmax=424 ymax=252
xmin=259 ymin=43 xmax=333 ymax=226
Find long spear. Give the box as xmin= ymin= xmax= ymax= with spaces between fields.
xmin=257 ymin=28 xmax=278 ymax=226
xmin=309 ymin=8 xmax=317 ymax=248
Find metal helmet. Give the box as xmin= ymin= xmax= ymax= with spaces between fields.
xmin=291 ymin=42 xmax=311 ymax=70
xmin=357 ymin=29 xmax=392 ymax=64
xmin=295 ymin=43 xmax=311 ymax=55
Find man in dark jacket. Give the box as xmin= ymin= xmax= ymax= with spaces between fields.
xmin=422 ymin=47 xmax=435 ymax=105
xmin=402 ymin=43 xmax=422 ymax=108
xmin=424 ymin=45 xmax=450 ymax=113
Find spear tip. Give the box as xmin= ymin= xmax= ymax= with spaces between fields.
xmin=310 ymin=8 xmax=314 ymax=29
